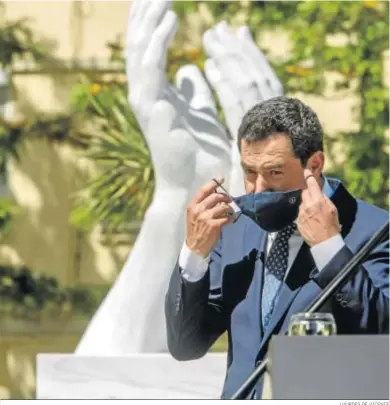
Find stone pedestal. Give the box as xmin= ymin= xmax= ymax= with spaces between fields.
xmin=36 ymin=353 xmax=227 ymax=399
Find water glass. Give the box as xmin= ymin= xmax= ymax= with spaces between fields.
xmin=288 ymin=312 xmax=337 ymax=336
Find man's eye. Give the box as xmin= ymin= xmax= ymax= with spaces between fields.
xmin=244 ymin=168 xmax=255 ymax=175
xmin=270 ymin=170 xmax=283 ymax=176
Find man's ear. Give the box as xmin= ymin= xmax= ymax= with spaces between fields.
xmin=306 ymin=151 xmax=325 ymax=178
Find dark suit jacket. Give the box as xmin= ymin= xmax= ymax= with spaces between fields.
xmin=164 ymin=179 xmax=389 ymax=399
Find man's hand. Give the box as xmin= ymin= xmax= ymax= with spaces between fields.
xmin=186 ymin=178 xmax=233 ymax=257
xmin=297 ymin=169 xmax=341 ymax=247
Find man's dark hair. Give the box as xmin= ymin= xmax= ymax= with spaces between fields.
xmin=237 ymin=96 xmax=323 ymax=164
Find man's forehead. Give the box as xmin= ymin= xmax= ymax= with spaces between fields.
xmin=240 ymin=157 xmax=285 ymax=169
xmin=240 ymin=135 xmax=292 ymax=153
xmin=240 ymin=138 xmax=293 ymax=166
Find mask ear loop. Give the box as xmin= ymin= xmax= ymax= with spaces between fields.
xmin=211 ymin=178 xmax=243 ymax=223
xmin=212 ymin=178 xmax=229 ymax=193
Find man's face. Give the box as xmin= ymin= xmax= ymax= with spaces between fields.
xmin=240 ymin=134 xmax=322 ymax=194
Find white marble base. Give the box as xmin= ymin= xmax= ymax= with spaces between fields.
xmin=36 ymin=353 xmax=227 ymax=399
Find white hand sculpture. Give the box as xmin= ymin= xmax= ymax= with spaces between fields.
xmin=75 ymin=0 xmax=232 ymax=354
xmin=127 ymin=0 xmax=232 ymax=195
xmin=75 ymin=3 xmax=285 ymax=355
xmin=203 ymin=21 xmax=284 ymax=195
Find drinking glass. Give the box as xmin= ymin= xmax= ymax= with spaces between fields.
xmin=288 ymin=312 xmax=337 ymax=336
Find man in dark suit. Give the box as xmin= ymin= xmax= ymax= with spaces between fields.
xmin=164 ymin=96 xmax=389 ymax=399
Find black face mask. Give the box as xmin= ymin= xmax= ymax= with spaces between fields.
xmin=213 ymin=179 xmax=302 ymax=232
xmin=233 ymin=189 xmax=302 ymax=232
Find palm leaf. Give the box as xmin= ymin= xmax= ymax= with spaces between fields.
xmin=70 ymin=79 xmax=154 ymax=232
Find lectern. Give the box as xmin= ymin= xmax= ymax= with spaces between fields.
xmin=268 ymin=335 xmax=389 ymax=400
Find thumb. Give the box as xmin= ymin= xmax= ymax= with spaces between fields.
xmin=175 ymin=64 xmax=217 ymax=113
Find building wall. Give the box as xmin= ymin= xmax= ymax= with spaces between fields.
xmin=0 ymin=1 xmax=133 ymax=286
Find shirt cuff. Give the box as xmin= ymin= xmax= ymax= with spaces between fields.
xmin=310 ymin=234 xmax=345 ymax=271
xmin=179 ymin=243 xmax=210 ymax=282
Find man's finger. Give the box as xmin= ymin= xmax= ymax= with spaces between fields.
xmin=304 ymin=169 xmax=323 ymax=200
xmin=300 ymin=187 xmax=311 ymax=204
xmin=208 ymin=202 xmax=234 ymax=219
xmin=199 ymin=192 xmax=232 ymax=211
xmin=192 ymin=177 xmax=224 ymax=204
xmin=213 ymin=216 xmax=233 ymax=227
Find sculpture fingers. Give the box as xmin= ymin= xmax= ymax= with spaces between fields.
xmin=128 ymin=0 xmax=141 ymax=25
xmin=128 ymin=8 xmax=177 ymax=129
xmin=203 ymin=24 xmax=247 ymax=87
xmin=126 ymin=0 xmax=151 ymax=77
xmin=204 ymin=24 xmax=260 ymax=129
xmin=143 ymin=9 xmax=177 ymax=70
xmin=175 ymin=64 xmax=216 ymax=113
xmin=126 ymin=0 xmax=172 ymax=83
xmin=236 ymin=25 xmax=284 ymax=97
xmin=203 ymin=58 xmax=244 ymax=139
xmin=212 ymin=22 xmax=274 ymax=103
xmin=135 ymin=0 xmax=172 ymax=57
xmin=126 ymin=0 xmax=146 ymax=41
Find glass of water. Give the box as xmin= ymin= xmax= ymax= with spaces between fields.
xmin=288 ymin=312 xmax=337 ymax=336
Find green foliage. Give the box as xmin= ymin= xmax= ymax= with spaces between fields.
xmin=0 ymin=197 xmax=20 ymax=233
xmin=0 ymin=11 xmax=49 ymax=68
xmin=70 ymin=78 xmax=154 ymax=232
xmin=0 ymin=265 xmax=109 ymax=320
xmin=0 ymin=114 xmax=84 ymax=233
xmin=0 ymin=6 xmax=77 ymax=174
xmin=0 ymin=5 xmax=69 ymax=231
xmin=0 ymin=118 xmax=23 ymax=176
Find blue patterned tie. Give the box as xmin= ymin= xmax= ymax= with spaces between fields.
xmin=261 ymin=223 xmax=297 ymax=330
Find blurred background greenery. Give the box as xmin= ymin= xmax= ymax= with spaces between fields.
xmin=0 ymin=0 xmax=388 ymax=399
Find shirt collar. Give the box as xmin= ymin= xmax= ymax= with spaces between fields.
xmin=322 ymin=175 xmax=334 ymax=199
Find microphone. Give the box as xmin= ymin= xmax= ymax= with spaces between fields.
xmin=230 ymin=220 xmax=390 ymax=400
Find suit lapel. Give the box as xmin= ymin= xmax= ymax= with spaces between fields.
xmin=243 ymin=218 xmax=267 ymax=341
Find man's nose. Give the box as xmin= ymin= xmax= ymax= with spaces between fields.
xmin=255 ymin=176 xmax=270 ymax=193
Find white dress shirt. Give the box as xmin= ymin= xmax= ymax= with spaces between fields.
xmin=179 ymin=177 xmax=345 ymax=282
